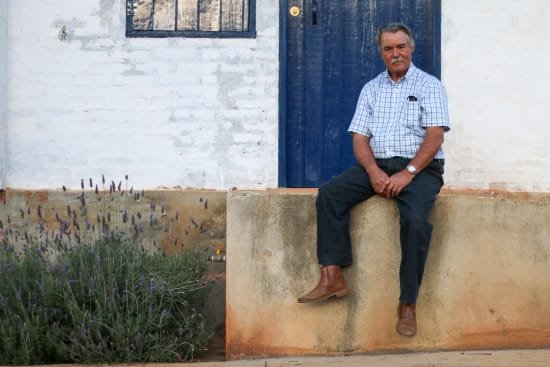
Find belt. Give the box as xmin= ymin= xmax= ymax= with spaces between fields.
xmin=376 ymin=157 xmax=444 ymax=164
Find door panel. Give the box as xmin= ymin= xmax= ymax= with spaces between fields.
xmin=280 ymin=0 xmax=441 ymax=187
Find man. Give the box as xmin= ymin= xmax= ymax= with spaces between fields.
xmin=297 ymin=23 xmax=450 ymax=338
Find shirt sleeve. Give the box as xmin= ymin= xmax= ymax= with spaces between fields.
xmin=421 ymin=79 xmax=451 ymax=132
xmin=347 ymin=84 xmax=373 ymax=137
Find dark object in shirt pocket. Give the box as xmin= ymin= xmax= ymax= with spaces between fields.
xmin=407 ymin=95 xmax=417 ymax=101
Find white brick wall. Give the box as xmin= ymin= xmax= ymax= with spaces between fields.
xmin=4 ymin=0 xmax=550 ymax=192
xmin=0 ymin=0 xmax=6 ymax=188
xmin=6 ymin=0 xmax=279 ymax=190
xmin=442 ymin=0 xmax=550 ymax=191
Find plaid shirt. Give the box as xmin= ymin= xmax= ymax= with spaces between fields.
xmin=348 ymin=63 xmax=450 ymax=159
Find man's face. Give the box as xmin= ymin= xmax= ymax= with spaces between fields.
xmin=379 ymin=30 xmax=415 ymax=79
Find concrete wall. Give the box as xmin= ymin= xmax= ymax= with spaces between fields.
xmin=442 ymin=0 xmax=550 ymax=191
xmin=0 ymin=1 xmax=7 ymax=188
xmin=226 ymin=190 xmax=550 ymax=358
xmin=5 ymin=0 xmax=278 ymax=190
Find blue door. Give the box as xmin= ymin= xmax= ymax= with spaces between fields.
xmin=279 ymin=0 xmax=441 ymax=187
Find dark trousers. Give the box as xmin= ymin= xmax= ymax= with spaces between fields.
xmin=316 ymin=157 xmax=444 ymax=304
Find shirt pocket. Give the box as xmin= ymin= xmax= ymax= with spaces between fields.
xmin=403 ymin=100 xmax=421 ymax=128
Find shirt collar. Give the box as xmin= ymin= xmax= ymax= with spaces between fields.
xmin=384 ymin=63 xmax=417 ymax=84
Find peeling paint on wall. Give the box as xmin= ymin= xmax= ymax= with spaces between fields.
xmin=9 ymin=0 xmax=549 ymax=191
xmin=5 ymin=0 xmax=278 ymax=190
xmin=0 ymin=0 xmax=7 ymax=188
xmin=97 ymin=0 xmax=123 ymax=39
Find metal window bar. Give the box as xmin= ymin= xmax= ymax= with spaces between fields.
xmin=151 ymin=0 xmax=155 ymax=30
xmin=196 ymin=0 xmax=201 ymax=31
xmin=241 ymin=0 xmax=245 ymax=31
xmin=219 ymin=0 xmax=223 ymax=31
xmin=174 ymin=0 xmax=178 ymax=30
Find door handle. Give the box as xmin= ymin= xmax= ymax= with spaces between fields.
xmin=289 ymin=5 xmax=301 ymax=17
xmin=289 ymin=2 xmax=318 ymax=25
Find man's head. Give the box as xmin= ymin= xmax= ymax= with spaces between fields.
xmin=376 ymin=23 xmax=415 ymax=80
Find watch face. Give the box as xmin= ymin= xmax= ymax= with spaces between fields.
xmin=407 ymin=165 xmax=417 ymax=174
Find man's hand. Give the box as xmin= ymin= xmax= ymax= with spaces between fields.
xmin=367 ymin=166 xmax=390 ymax=195
xmin=352 ymin=133 xmax=391 ymax=194
xmin=380 ymin=127 xmax=445 ymax=197
xmin=382 ymin=170 xmax=414 ymax=197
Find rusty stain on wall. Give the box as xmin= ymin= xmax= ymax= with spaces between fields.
xmin=226 ymin=190 xmax=550 ymax=359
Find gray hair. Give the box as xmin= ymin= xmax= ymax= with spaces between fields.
xmin=376 ymin=23 xmax=415 ymax=51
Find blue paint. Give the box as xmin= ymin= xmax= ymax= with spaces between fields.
xmin=279 ymin=0 xmax=441 ymax=187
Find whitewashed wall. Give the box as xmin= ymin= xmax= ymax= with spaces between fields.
xmin=6 ymin=0 xmax=279 ymax=190
xmin=442 ymin=0 xmax=550 ymax=191
xmin=4 ymin=0 xmax=550 ymax=192
xmin=0 ymin=1 xmax=7 ymax=188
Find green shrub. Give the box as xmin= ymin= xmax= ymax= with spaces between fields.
xmin=0 ymin=238 xmax=210 ymax=364
xmin=0 ymin=244 xmax=62 ymax=364
xmin=0 ymin=176 xmax=212 ymax=364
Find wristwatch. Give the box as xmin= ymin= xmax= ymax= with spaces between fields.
xmin=406 ymin=164 xmax=417 ymax=175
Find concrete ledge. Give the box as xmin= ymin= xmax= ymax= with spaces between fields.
xmin=226 ymin=190 xmax=550 ymax=359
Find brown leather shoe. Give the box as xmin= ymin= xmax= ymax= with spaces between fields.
xmin=297 ymin=265 xmax=349 ymax=303
xmin=396 ymin=302 xmax=417 ymax=337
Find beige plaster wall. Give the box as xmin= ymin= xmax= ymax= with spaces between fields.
xmin=226 ymin=190 xmax=550 ymax=358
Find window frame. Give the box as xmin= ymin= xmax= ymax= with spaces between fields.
xmin=125 ymin=0 xmax=257 ymax=38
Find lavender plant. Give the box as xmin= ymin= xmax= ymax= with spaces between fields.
xmin=0 ymin=244 xmax=64 ymax=364
xmin=0 ymin=176 xmax=212 ymax=364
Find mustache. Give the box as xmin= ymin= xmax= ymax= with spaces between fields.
xmin=391 ymin=57 xmax=404 ymax=64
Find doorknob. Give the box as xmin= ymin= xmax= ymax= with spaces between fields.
xmin=289 ymin=5 xmax=301 ymax=17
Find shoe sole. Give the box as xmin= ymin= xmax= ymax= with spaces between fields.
xmin=297 ymin=289 xmax=349 ymax=303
